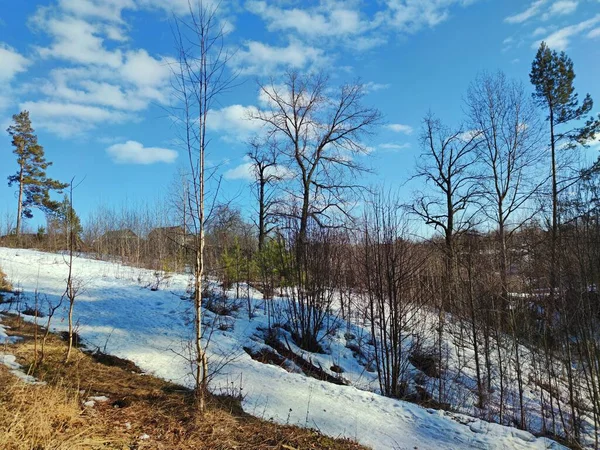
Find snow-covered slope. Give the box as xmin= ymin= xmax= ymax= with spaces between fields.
xmin=0 ymin=248 xmax=565 ymax=450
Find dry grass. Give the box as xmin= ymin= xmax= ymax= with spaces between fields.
xmin=0 ymin=314 xmax=368 ymax=450
xmin=0 ymin=265 xmax=12 ymax=292
xmin=0 ymin=373 xmax=118 ymax=449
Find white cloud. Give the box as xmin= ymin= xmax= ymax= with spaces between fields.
xmin=33 ymin=14 xmax=124 ymax=67
xmin=206 ymin=104 xmax=263 ymax=140
xmin=224 ymin=162 xmax=254 ymax=181
xmin=120 ymin=49 xmax=173 ymax=87
xmin=532 ymin=27 xmax=548 ymax=37
xmin=506 ymin=0 xmax=580 ymax=25
xmin=0 ymin=44 xmax=30 ymax=82
xmin=386 ymin=123 xmax=414 ymax=134
xmin=57 ymin=0 xmax=135 ymax=23
xmin=232 ymin=39 xmax=327 ymax=75
xmin=0 ymin=44 xmax=30 ymax=112
xmin=23 ymin=1 xmax=176 ymax=137
xmin=224 ymin=157 xmax=293 ymax=181
xmin=138 ymin=0 xmax=215 ymax=15
xmin=20 ymin=100 xmax=135 ymax=136
xmin=21 ymin=101 xmax=128 ymax=121
xmin=458 ymin=129 xmax=482 ymax=142
xmin=106 ymin=140 xmax=177 ymax=164
xmin=364 ymin=82 xmax=391 ymax=93
xmin=246 ymin=1 xmax=371 ymax=39
xmin=379 ymin=142 xmax=411 ymax=151
xmin=504 ymin=0 xmax=546 ymax=23
xmin=535 ymin=14 xmax=600 ymax=50
xmin=246 ymin=0 xmax=478 ymax=53
xmin=588 ymin=27 xmax=600 ymax=39
xmin=380 ymin=0 xmax=479 ymax=33
xmin=547 ymin=0 xmax=578 ymax=17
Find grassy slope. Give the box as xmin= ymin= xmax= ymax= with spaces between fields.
xmin=0 ymin=314 xmax=368 ymax=450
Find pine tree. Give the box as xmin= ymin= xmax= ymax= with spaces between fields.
xmin=48 ymin=195 xmax=82 ymax=248
xmin=7 ymin=111 xmax=68 ymax=235
xmin=530 ymin=42 xmax=600 ymax=298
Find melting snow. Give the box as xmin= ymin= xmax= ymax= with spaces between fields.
xmin=0 ymin=247 xmax=565 ymax=450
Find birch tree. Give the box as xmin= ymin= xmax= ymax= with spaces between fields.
xmin=172 ymin=0 xmax=234 ymax=412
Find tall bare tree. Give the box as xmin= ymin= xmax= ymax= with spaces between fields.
xmin=171 ymin=0 xmax=234 ymax=413
xmin=465 ymin=71 xmax=543 ymax=299
xmin=410 ymin=113 xmax=481 ymax=402
xmin=252 ymin=71 xmax=381 ymax=247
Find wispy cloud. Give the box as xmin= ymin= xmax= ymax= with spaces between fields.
xmin=246 ymin=0 xmax=480 ymax=56
xmin=246 ymin=1 xmax=372 ymax=39
xmin=588 ymin=27 xmax=600 ymax=39
xmin=504 ymin=0 xmax=546 ymax=24
xmin=379 ymin=142 xmax=411 ymax=152
xmin=534 ymin=14 xmax=600 ymax=50
xmin=20 ymin=100 xmax=135 ymax=136
xmin=379 ymin=0 xmax=480 ymax=34
xmin=546 ymin=0 xmax=578 ymax=17
xmin=364 ymin=82 xmax=391 ymax=93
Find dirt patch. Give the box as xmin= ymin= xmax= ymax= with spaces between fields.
xmin=89 ymin=349 xmax=143 ymax=373
xmin=409 ymin=351 xmax=440 ymax=379
xmin=244 ymin=346 xmax=287 ymax=367
xmin=59 ymin=330 xmax=85 ymax=349
xmin=265 ymin=335 xmax=349 ymax=386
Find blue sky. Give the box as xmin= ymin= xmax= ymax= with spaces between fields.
xmin=1 ymin=0 xmax=599 ymax=231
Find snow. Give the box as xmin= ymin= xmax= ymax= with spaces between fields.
xmin=0 ymin=315 xmax=20 ymax=344
xmin=1 ymin=314 xmax=43 ymax=384
xmin=83 ymin=395 xmax=110 ymax=407
xmin=0 ymin=353 xmax=46 ymax=385
xmin=0 ymin=247 xmax=566 ymax=450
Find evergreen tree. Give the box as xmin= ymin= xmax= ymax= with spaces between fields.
xmin=7 ymin=111 xmax=68 ymax=235
xmin=530 ymin=42 xmax=600 ymax=297
xmin=48 ymin=194 xmax=83 ymax=246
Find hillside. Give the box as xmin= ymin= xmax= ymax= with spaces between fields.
xmin=0 ymin=247 xmax=565 ymax=449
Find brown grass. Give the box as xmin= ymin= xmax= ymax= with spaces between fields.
xmin=0 ymin=265 xmax=12 ymax=292
xmin=0 ymin=314 xmax=368 ymax=450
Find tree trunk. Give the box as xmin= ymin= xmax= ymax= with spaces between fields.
xmin=550 ymin=108 xmax=558 ymax=306
xmin=16 ymin=167 xmax=24 ymax=236
xmin=258 ymin=180 xmax=265 ymax=253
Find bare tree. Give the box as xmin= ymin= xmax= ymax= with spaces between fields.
xmin=171 ymin=0 xmax=235 ymax=413
xmin=410 ymin=113 xmax=481 ymax=402
xmin=64 ymin=178 xmax=82 ymax=363
xmin=360 ymin=190 xmax=428 ymax=399
xmin=465 ymin=71 xmax=543 ymax=299
xmin=252 ymin=71 xmax=381 ymax=246
xmin=247 ymin=138 xmax=283 ymax=252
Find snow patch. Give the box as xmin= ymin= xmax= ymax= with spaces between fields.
xmin=0 ymin=354 xmax=46 ymax=385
